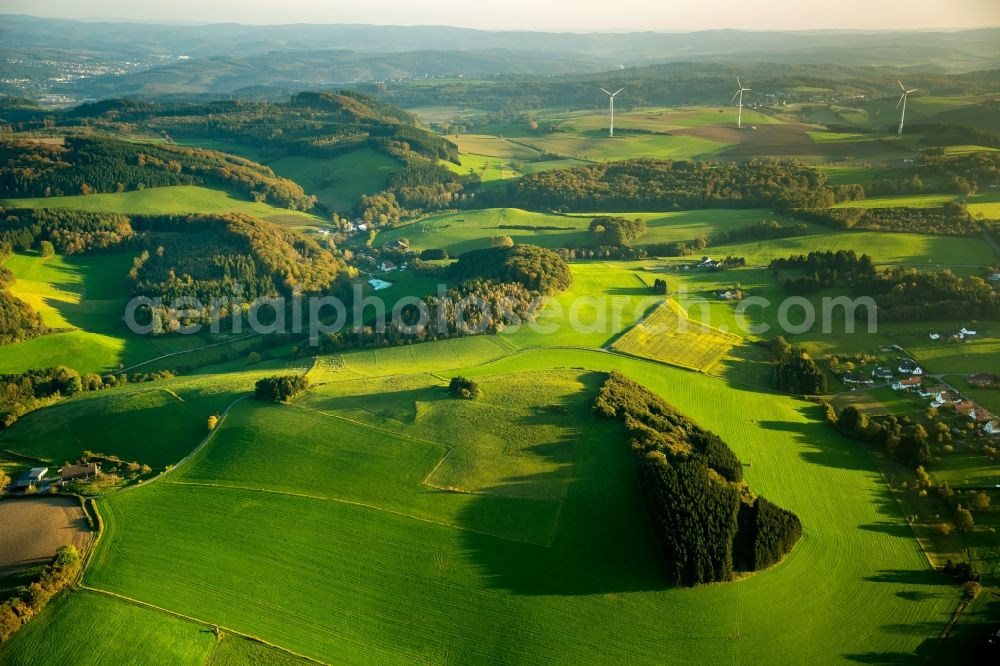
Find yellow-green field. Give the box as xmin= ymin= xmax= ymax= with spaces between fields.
xmin=611 ymin=298 xmax=742 ymax=372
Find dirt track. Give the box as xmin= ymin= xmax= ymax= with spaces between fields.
xmin=0 ymin=496 xmax=91 ymax=576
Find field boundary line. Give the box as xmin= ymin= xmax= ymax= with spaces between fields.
xmin=74 ymin=587 xmax=329 ymax=665
xmin=163 ymin=480 xmax=557 ymax=547
xmin=118 ymin=334 xmax=257 ymax=373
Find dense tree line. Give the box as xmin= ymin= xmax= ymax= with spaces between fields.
xmin=0 ymin=365 xmax=175 ymax=428
xmin=488 ymin=159 xmax=854 ymax=213
xmin=915 ymin=151 xmax=1000 ymax=196
xmin=770 ymin=337 xmax=828 ymax=395
xmin=0 ymin=545 xmax=80 ymax=644
xmin=792 ymin=203 xmax=992 ymax=237
xmin=0 ymin=291 xmax=47 ymax=347
xmin=449 ymin=244 xmax=572 ymax=295
xmin=0 ymin=208 xmax=137 ymax=254
xmin=856 ymin=267 xmax=1000 ymax=322
xmin=0 ymin=136 xmax=316 ymax=209
xmin=594 ymin=371 xmax=801 ymax=585
xmin=771 ymin=250 xmax=875 ymax=294
xmin=710 ymin=220 xmax=809 ymax=245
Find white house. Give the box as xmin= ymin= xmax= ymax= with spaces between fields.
xmin=986 ymin=420 xmax=1000 ymax=435
xmin=960 ymin=327 xmax=977 ymax=337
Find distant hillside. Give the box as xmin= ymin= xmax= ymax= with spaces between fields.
xmin=2 ymin=15 xmax=1000 ymax=101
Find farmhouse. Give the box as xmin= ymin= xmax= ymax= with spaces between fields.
xmin=15 ymin=467 xmax=48 ymax=490
xmin=968 ymin=373 xmax=1000 ymax=388
xmin=368 ymin=278 xmax=392 ymax=291
xmin=872 ymin=367 xmax=894 ymax=379
xmin=897 ymin=359 xmax=922 ymax=375
xmin=379 ymin=260 xmax=396 ymax=272
xmin=842 ymin=372 xmax=874 ymax=386
xmin=970 ymin=406 xmax=992 ymax=423
xmin=384 ymin=239 xmax=410 ymax=251
xmin=952 ymin=399 xmax=975 ymax=414
xmin=928 ymin=333 xmax=941 ymax=341
xmin=918 ymin=384 xmax=947 ymax=399
xmin=892 ymin=376 xmax=922 ymax=390
xmin=60 ymin=462 xmax=99 ymax=482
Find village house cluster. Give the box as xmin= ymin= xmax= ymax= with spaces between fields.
xmin=840 ymin=355 xmax=1000 ymax=436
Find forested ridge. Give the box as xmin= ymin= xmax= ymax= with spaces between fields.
xmin=0 ymin=136 xmax=315 ymax=209
xmin=594 ymin=371 xmax=802 ymax=585
xmin=489 ymin=159 xmax=852 ymax=212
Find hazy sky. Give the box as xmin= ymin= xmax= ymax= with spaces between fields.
xmin=2 ymin=0 xmax=998 ymax=31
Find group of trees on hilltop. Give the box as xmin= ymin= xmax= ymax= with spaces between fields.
xmin=594 ymin=371 xmax=801 ymax=585
xmin=0 ymin=136 xmax=316 ymax=210
xmin=254 ymin=375 xmax=310 ymax=403
xmin=830 ymin=406 xmax=932 ymax=468
xmin=487 ymin=159 xmax=858 ymax=213
xmin=915 ymin=151 xmax=1000 ymax=195
xmin=769 ymin=337 xmax=828 ymax=395
xmin=127 ymin=213 xmax=351 ymax=330
xmin=449 ymin=243 xmax=572 ymax=295
xmin=589 ymin=216 xmax=646 ymax=246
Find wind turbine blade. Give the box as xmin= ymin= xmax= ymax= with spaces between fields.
xmin=743 ymin=87 xmax=751 ymax=92
xmin=600 ymin=88 xmax=612 ymax=96
xmin=736 ymin=77 xmax=742 ymax=88
xmin=731 ymin=90 xmax=741 ymax=104
xmin=896 ymin=94 xmax=905 ymax=109
xmin=907 ymin=88 xmax=919 ymax=94
xmin=898 ymin=80 xmax=906 ymax=91
xmin=613 ymin=88 xmax=624 ymax=96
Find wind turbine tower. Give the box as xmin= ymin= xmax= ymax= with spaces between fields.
xmin=896 ymin=81 xmax=918 ymax=136
xmin=600 ymin=87 xmax=624 ymax=137
xmin=732 ymin=78 xmax=751 ymax=128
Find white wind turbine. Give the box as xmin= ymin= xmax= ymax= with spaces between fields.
xmin=896 ymin=81 xmax=918 ymax=136
xmin=731 ymin=77 xmax=751 ymax=128
xmin=600 ymin=87 xmax=624 ymax=137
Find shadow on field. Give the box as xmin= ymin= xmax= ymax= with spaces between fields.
xmin=758 ymin=404 xmax=872 ymax=472
xmin=858 ymin=522 xmax=917 ymax=539
xmin=456 ymin=373 xmax=671 ymax=596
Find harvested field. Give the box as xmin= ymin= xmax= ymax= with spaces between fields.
xmin=0 ymin=497 xmax=91 ymax=576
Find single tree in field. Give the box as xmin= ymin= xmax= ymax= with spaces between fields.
xmin=39 ymin=240 xmax=55 ymax=257
xmin=491 ymin=235 xmax=514 ymax=248
xmin=954 ymin=506 xmax=975 ymax=533
xmin=970 ymin=491 xmax=990 ymax=512
xmin=207 ymin=415 xmax=219 ymax=431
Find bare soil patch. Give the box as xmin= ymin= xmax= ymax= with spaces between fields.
xmin=0 ymin=496 xmax=91 ymax=576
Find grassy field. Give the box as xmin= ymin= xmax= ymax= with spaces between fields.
xmin=75 ymin=343 xmax=959 ymax=663
xmin=0 ymin=251 xmax=166 ymax=374
xmin=0 ymin=591 xmax=215 ymax=665
xmin=264 ymin=149 xmax=402 ymax=213
xmin=0 ymin=185 xmax=324 ymax=229
xmin=611 ymin=298 xmax=742 ymax=372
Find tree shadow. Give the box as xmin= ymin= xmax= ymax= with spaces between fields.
xmin=456 ymin=373 xmax=671 ymax=596
xmin=859 ymin=522 xmax=916 ymax=539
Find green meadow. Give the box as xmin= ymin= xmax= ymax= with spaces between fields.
xmin=74 ymin=342 xmax=958 ymax=664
